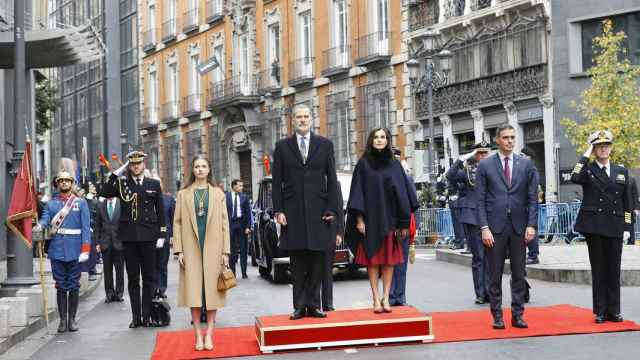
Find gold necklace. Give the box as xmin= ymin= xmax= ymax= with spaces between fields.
xmin=194 ymin=188 xmax=208 ymax=217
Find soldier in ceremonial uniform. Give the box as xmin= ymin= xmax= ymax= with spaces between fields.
xmin=35 ymin=171 xmax=91 ymax=333
xmin=100 ymin=151 xmax=167 ymax=328
xmin=571 ymin=130 xmax=632 ymax=323
xmin=446 ymin=141 xmax=491 ymax=304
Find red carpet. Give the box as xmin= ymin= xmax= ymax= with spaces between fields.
xmin=151 ymin=305 xmax=640 ymax=360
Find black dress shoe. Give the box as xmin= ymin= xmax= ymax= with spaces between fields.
xmin=492 ymin=317 xmax=505 ymax=329
xmin=475 ymin=297 xmax=486 ymax=305
xmin=242 ymin=273 xmax=248 ymax=279
xmin=289 ymin=309 xmax=306 ymax=320
xmin=143 ymin=318 xmax=153 ymax=327
xmin=116 ymin=296 xmax=125 ymax=302
xmin=607 ymin=314 xmax=624 ymax=322
xmin=306 ymin=308 xmax=327 ymax=318
xmin=526 ymin=258 xmax=540 ymax=265
xmin=511 ymin=317 xmax=528 ymax=328
xmin=595 ymin=315 xmax=606 ymax=324
xmin=322 ymin=306 xmax=335 ymax=312
xmin=129 ymin=319 xmax=142 ymax=328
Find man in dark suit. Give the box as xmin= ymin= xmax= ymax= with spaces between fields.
xmin=273 ymin=104 xmax=339 ymax=320
xmin=156 ymin=191 xmax=175 ymax=297
xmin=321 ymin=184 xmax=344 ymax=312
xmin=447 ymin=141 xmax=491 ymax=305
xmin=226 ymin=179 xmax=251 ymax=278
xmin=476 ymin=124 xmax=539 ymax=329
xmin=95 ymin=196 xmax=125 ymax=303
xmin=571 ymin=130 xmax=632 ymax=323
xmin=100 ymin=151 xmax=167 ymax=328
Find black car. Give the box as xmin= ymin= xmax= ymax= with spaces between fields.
xmin=250 ymin=173 xmax=358 ymax=283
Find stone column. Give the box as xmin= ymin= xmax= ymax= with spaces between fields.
xmin=441 ymin=115 xmax=456 ymax=163
xmin=504 ymin=101 xmax=523 ymax=153
xmin=471 ymin=109 xmax=484 ymax=143
xmin=540 ymin=94 xmax=557 ymax=202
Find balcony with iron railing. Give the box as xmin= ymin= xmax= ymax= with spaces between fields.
xmin=206 ymin=0 xmax=224 ymax=24
xmin=162 ymin=18 xmax=177 ymax=43
xmin=322 ymin=45 xmax=351 ymax=78
xmin=183 ymin=7 xmax=199 ymax=33
xmin=208 ymin=74 xmax=260 ymax=108
xmin=161 ymin=101 xmax=180 ymax=123
xmin=355 ymin=32 xmax=392 ymax=66
xmin=141 ymin=106 xmax=160 ymax=129
xmin=288 ymin=57 xmax=315 ymax=87
xmin=142 ymin=28 xmax=158 ymax=52
xmin=257 ymin=66 xmax=282 ymax=95
xmin=182 ymin=93 xmax=204 ymax=117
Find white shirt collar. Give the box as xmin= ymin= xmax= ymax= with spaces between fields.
xmin=595 ymin=159 xmax=610 ymax=169
xmin=499 ymin=152 xmax=513 ymax=163
xmin=296 ymin=132 xmax=310 ymax=142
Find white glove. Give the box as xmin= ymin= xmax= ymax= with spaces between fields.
xmin=78 ymin=252 xmax=89 ymax=263
xmin=113 ymin=161 xmax=129 ymax=177
xmin=583 ymin=144 xmax=594 ymax=158
xmin=156 ymin=238 xmax=165 ymax=248
xmin=460 ymin=150 xmax=476 ymax=162
xmin=623 ymin=231 xmax=631 ymax=242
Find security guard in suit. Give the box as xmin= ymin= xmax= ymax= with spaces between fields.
xmin=35 ymin=171 xmax=91 ymax=333
xmin=100 ymin=151 xmax=167 ymax=328
xmin=571 ymin=130 xmax=632 ymax=323
xmin=446 ymin=141 xmax=491 ymax=304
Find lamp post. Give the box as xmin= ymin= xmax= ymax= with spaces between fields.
xmin=407 ymin=32 xmax=452 ymax=204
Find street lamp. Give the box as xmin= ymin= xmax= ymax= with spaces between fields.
xmin=407 ymin=32 xmax=452 ymax=204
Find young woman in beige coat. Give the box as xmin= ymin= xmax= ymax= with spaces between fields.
xmin=173 ymin=155 xmax=231 ymax=351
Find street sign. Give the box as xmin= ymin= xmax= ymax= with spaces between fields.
xmin=197 ymin=56 xmax=219 ymax=75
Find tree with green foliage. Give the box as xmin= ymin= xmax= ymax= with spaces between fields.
xmin=35 ymin=79 xmax=60 ymax=136
xmin=561 ymin=19 xmax=640 ymax=167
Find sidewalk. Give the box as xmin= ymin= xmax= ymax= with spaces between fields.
xmin=436 ymin=244 xmax=640 ymax=286
xmin=0 ymin=259 xmax=103 ymax=355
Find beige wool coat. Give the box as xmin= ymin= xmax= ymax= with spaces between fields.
xmin=173 ymin=184 xmax=231 ymax=310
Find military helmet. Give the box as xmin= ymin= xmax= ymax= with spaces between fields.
xmin=55 ymin=171 xmax=75 ymax=184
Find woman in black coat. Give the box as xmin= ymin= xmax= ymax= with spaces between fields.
xmin=345 ymin=128 xmax=419 ymax=313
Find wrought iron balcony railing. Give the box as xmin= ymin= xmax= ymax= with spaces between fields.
xmin=288 ymin=57 xmax=315 ymax=87
xmin=205 ymin=0 xmax=224 ymax=23
xmin=355 ymin=32 xmax=392 ymax=66
xmin=142 ymin=28 xmax=157 ymax=52
xmin=322 ymin=44 xmax=351 ymax=77
xmin=257 ymin=66 xmax=282 ymax=94
xmin=470 ymin=0 xmax=492 ymax=11
xmin=208 ymin=75 xmax=258 ymax=105
xmin=162 ymin=18 xmax=177 ymax=42
xmin=182 ymin=93 xmax=203 ymax=115
xmin=443 ymin=0 xmax=465 ymax=20
xmin=183 ymin=7 xmax=199 ymax=33
xmin=161 ymin=101 xmax=180 ymax=123
xmin=408 ymin=0 xmax=439 ymax=32
xmin=416 ymin=64 xmax=547 ymax=116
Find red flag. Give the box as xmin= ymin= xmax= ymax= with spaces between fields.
xmin=6 ymin=141 xmax=38 ymax=248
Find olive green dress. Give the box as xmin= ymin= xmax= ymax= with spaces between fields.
xmin=195 ymin=188 xmax=209 ymax=308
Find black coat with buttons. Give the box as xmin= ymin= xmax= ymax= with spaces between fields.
xmin=100 ymin=173 xmax=167 ymax=243
xmin=571 ymin=156 xmax=633 ymax=238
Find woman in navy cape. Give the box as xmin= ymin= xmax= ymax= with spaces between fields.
xmin=345 ymin=128 xmax=419 ymax=313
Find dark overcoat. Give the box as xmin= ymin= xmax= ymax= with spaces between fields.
xmin=272 ymin=133 xmax=339 ymax=251
xmin=345 ymin=157 xmax=419 ymax=258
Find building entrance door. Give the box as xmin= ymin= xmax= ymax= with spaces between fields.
xmin=239 ymin=150 xmax=253 ymax=199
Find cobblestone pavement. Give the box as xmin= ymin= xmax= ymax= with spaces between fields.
xmin=4 ymin=249 xmax=640 ymax=360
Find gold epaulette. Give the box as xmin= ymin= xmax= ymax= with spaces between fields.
xmin=572 ymin=162 xmax=584 ymax=174
xmin=624 ymin=212 xmax=632 ymax=224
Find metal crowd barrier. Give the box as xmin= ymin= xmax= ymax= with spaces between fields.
xmin=414 ymin=201 xmax=640 ymax=245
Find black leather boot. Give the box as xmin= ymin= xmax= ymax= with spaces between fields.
xmin=57 ymin=290 xmax=68 ymax=333
xmin=67 ymin=290 xmax=80 ymax=332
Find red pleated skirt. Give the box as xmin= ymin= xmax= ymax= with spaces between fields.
xmin=355 ymin=231 xmax=405 ymax=266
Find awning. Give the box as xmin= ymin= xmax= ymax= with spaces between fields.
xmin=0 ymin=26 xmax=104 ymax=69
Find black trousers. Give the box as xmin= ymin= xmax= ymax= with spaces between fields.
xmin=102 ymin=247 xmax=125 ymax=299
xmin=123 ymin=241 xmax=156 ymax=321
xmin=155 ymin=240 xmax=170 ymax=294
xmin=585 ymin=234 xmax=623 ymax=316
xmin=487 ymin=222 xmax=527 ymax=318
xmin=229 ymin=222 xmax=248 ymax=276
xmin=321 ymin=249 xmax=334 ymax=310
xmin=451 ymin=207 xmax=466 ymax=247
xmin=464 ymin=223 xmax=489 ymax=300
xmin=290 ymin=250 xmax=324 ymax=311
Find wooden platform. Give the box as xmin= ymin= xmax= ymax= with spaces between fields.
xmin=254 ymin=306 xmax=433 ymax=353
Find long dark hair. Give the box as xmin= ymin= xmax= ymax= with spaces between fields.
xmin=364 ymin=127 xmax=394 ymax=167
xmin=182 ymin=154 xmax=215 ymax=189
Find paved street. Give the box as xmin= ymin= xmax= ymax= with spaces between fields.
xmin=4 ymin=249 xmax=640 ymax=360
